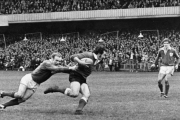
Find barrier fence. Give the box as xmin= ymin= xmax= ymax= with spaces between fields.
xmin=95 ymin=62 xmax=157 ymax=72
xmin=94 ymin=60 xmax=180 ymax=72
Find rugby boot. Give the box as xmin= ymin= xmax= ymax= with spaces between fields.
xmin=74 ymin=110 xmax=83 ymax=115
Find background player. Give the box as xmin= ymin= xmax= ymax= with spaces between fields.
xmin=151 ymin=38 xmax=179 ymax=98
xmin=44 ymin=45 xmax=106 ymax=115
xmin=0 ymin=53 xmax=76 ymax=109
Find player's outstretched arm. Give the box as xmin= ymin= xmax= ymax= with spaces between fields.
xmin=43 ymin=61 xmax=75 ymax=73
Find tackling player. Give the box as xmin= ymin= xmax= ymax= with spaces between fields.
xmin=151 ymin=38 xmax=179 ymax=98
xmin=0 ymin=53 xmax=76 ymax=109
xmin=44 ymin=45 xmax=106 ymax=115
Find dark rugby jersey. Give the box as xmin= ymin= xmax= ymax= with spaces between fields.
xmin=31 ymin=60 xmax=52 ymax=84
xmin=154 ymin=47 xmax=179 ymax=66
xmin=70 ymin=52 xmax=96 ymax=78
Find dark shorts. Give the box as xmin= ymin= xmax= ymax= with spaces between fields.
xmin=69 ymin=71 xmax=87 ymax=84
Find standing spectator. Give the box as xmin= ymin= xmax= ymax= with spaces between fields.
xmin=142 ymin=52 xmax=149 ymax=71
xmin=138 ymin=52 xmax=143 ymax=71
xmin=98 ymin=56 xmax=105 ymax=71
xmin=134 ymin=50 xmax=139 ymax=72
xmin=108 ymin=55 xmax=114 ymax=72
xmin=114 ymin=53 xmax=120 ymax=71
xmin=129 ymin=49 xmax=134 ymax=72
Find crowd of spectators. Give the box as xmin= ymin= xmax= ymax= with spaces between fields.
xmin=0 ymin=29 xmax=180 ymax=72
xmin=0 ymin=0 xmax=180 ymax=14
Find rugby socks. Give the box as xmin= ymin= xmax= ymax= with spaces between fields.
xmin=2 ymin=98 xmax=19 ymax=108
xmin=158 ymin=81 xmax=163 ymax=93
xmin=165 ymin=81 xmax=170 ymax=96
xmin=1 ymin=91 xmax=15 ymax=98
xmin=76 ymin=97 xmax=87 ymax=111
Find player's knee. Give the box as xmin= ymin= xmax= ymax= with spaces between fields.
xmin=15 ymin=93 xmax=24 ymax=99
xmin=158 ymin=80 xmax=162 ymax=84
xmin=65 ymin=88 xmax=78 ymax=97
xmin=165 ymin=81 xmax=169 ymax=85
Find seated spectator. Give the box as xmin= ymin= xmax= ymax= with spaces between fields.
xmin=0 ymin=0 xmax=180 ymax=15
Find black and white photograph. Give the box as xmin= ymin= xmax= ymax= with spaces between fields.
xmin=0 ymin=0 xmax=180 ymax=120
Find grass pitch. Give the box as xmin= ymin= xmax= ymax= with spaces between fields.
xmin=0 ymin=71 xmax=180 ymax=120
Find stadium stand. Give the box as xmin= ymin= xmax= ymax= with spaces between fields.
xmin=0 ymin=29 xmax=179 ymax=72
xmin=0 ymin=0 xmax=180 ymax=14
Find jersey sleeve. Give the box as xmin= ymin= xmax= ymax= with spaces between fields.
xmin=173 ymin=49 xmax=180 ymax=65
xmin=173 ymin=49 xmax=180 ymax=59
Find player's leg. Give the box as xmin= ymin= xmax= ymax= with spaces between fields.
xmin=171 ymin=66 xmax=175 ymax=76
xmin=0 ymin=74 xmax=37 ymax=109
xmin=75 ymin=83 xmax=90 ymax=115
xmin=0 ymin=73 xmax=32 ymax=99
xmin=0 ymin=83 xmax=28 ymax=109
xmin=64 ymin=81 xmax=80 ymax=97
xmin=0 ymin=82 xmax=27 ymax=98
xmin=44 ymin=81 xmax=81 ymax=98
xmin=158 ymin=73 xmax=166 ymax=97
xmin=158 ymin=66 xmax=167 ymax=96
xmin=163 ymin=67 xmax=174 ymax=98
xmin=1 ymin=89 xmax=34 ymax=109
xmin=164 ymin=77 xmax=170 ymax=98
xmin=44 ymin=72 xmax=81 ymax=97
xmin=18 ymin=89 xmax=34 ymax=102
xmin=0 ymin=91 xmax=15 ymax=98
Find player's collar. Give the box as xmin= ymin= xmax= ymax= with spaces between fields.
xmin=93 ymin=53 xmax=98 ymax=60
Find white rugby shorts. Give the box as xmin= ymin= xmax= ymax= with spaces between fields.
xmin=159 ymin=66 xmax=174 ymax=75
xmin=20 ymin=73 xmax=40 ymax=92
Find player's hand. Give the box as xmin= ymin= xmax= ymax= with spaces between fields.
xmin=69 ymin=65 xmax=78 ymax=71
xmin=175 ymin=64 xmax=178 ymax=69
xmin=151 ymin=64 xmax=156 ymax=68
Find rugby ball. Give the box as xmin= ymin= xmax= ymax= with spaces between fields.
xmin=81 ymin=58 xmax=94 ymax=65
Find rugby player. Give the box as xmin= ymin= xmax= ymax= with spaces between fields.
xmin=0 ymin=53 xmax=76 ymax=109
xmin=44 ymin=45 xmax=105 ymax=115
xmin=151 ymin=38 xmax=179 ymax=98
